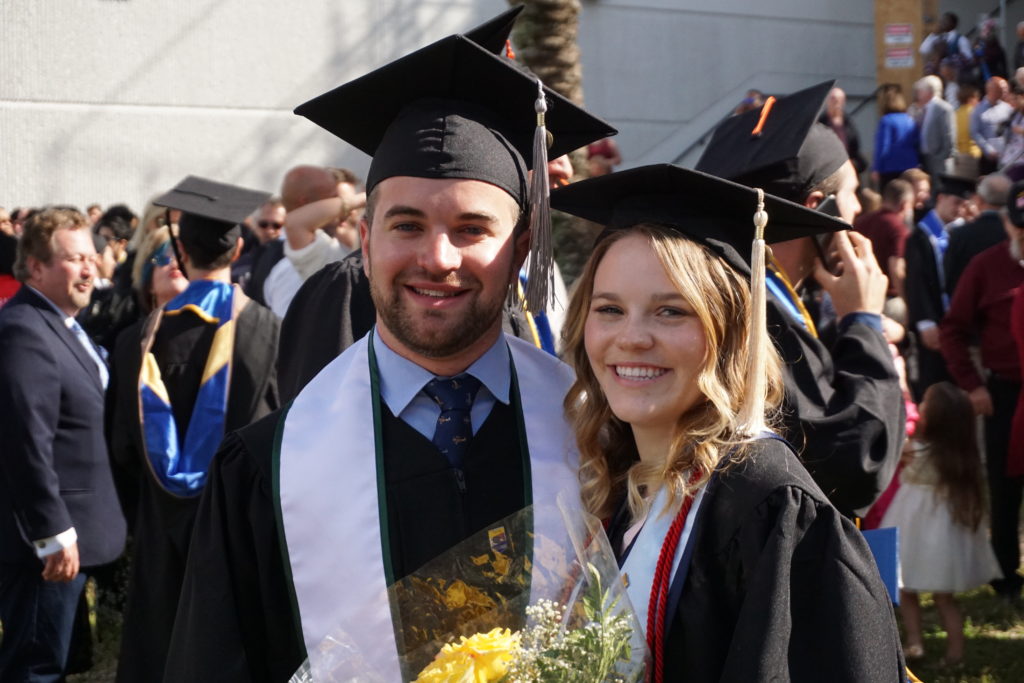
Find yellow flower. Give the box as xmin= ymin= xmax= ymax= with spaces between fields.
xmin=414 ymin=628 xmax=520 ymax=683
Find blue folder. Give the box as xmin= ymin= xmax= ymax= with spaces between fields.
xmin=862 ymin=527 xmax=900 ymax=604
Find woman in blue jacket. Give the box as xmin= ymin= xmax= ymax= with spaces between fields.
xmin=873 ymin=88 xmax=921 ymax=189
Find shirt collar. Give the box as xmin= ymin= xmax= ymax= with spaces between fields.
xmin=26 ymin=285 xmax=75 ymax=328
xmin=372 ymin=327 xmax=511 ymax=415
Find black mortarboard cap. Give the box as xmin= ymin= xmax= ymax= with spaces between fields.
xmin=550 ymin=163 xmax=847 ymax=275
xmin=153 ymin=176 xmax=270 ymax=264
xmin=464 ymin=5 xmax=524 ymax=54
xmin=695 ymin=81 xmax=848 ymax=201
xmin=935 ymin=174 xmax=977 ymax=199
xmin=294 ymin=31 xmax=616 ymax=207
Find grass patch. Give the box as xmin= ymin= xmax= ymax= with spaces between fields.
xmin=902 ymin=587 xmax=1024 ymax=683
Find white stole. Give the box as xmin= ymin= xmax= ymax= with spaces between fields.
xmin=277 ymin=333 xmax=579 ymax=680
xmin=621 ymin=483 xmax=707 ymax=633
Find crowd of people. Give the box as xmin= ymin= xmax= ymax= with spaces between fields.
xmin=1 ymin=6 xmax=1022 ymax=683
xmin=867 ymin=12 xmax=1024 ymax=187
xmin=822 ymin=15 xmax=1024 ymax=663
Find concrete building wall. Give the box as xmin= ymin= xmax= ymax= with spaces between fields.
xmin=578 ymin=0 xmax=877 ymax=169
xmin=3 ymin=0 xmax=883 ymax=213
xmin=1 ymin=0 xmax=509 ymax=211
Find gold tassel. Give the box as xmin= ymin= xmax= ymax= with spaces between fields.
xmin=738 ymin=188 xmax=769 ymax=436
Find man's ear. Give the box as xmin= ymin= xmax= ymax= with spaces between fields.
xmin=804 ymin=190 xmax=826 ymax=211
xmin=512 ymin=228 xmax=531 ymax=273
xmin=26 ymin=255 xmax=43 ymax=283
xmin=360 ymin=217 xmax=371 ymax=279
xmin=230 ymin=236 xmax=244 ymax=264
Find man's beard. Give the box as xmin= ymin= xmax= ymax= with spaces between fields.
xmin=369 ymin=271 xmax=509 ymax=359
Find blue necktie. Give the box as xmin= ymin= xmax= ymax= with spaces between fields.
xmin=69 ymin=319 xmax=109 ymax=389
xmin=422 ymin=374 xmax=481 ymax=468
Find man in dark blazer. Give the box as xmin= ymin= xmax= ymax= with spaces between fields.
xmin=944 ymin=172 xmax=1011 ymax=295
xmin=905 ymin=175 xmax=975 ymax=400
xmin=0 ymin=208 xmax=126 ymax=681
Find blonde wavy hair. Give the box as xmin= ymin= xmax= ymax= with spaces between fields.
xmin=562 ymin=224 xmax=785 ymax=522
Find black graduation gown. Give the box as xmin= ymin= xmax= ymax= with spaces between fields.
xmin=165 ymin=396 xmax=527 ymax=683
xmin=904 ymin=225 xmax=951 ymax=399
xmin=276 ymin=250 xmax=537 ymax=403
xmin=276 ymin=251 xmax=376 ymax=403
xmin=106 ymin=299 xmax=280 ymax=683
xmin=766 ymin=294 xmax=904 ymax=517
xmin=611 ymin=439 xmax=906 ymax=682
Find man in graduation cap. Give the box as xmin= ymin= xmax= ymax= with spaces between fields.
xmin=696 ymin=81 xmax=904 ymax=517
xmin=275 ymin=5 xmax=550 ymax=403
xmin=105 ymin=177 xmax=280 ymax=682
xmin=164 ymin=12 xmax=615 ymax=682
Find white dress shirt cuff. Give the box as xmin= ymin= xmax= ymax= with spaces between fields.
xmin=916 ymin=320 xmax=937 ymax=333
xmin=33 ymin=527 xmax=77 ymax=559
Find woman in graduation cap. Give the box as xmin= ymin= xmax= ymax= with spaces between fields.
xmin=554 ymin=164 xmax=906 ymax=682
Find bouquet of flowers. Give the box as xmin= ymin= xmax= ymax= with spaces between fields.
xmin=290 ymin=493 xmax=646 ymax=682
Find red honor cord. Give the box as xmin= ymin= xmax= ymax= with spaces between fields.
xmin=646 ymin=470 xmax=702 ymax=683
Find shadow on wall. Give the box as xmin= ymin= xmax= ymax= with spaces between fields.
xmin=49 ymin=1 xmax=461 ymax=198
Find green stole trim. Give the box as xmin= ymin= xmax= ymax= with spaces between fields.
xmin=271 ymin=399 xmax=307 ymax=651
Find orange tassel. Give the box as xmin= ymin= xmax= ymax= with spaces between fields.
xmin=505 ymin=39 xmax=516 ymax=60
xmin=751 ymin=96 xmax=776 ymax=137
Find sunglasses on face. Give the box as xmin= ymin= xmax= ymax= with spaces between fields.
xmin=150 ymin=252 xmax=176 ymax=267
xmin=258 ymin=220 xmax=283 ymax=230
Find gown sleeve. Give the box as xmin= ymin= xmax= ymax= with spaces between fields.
xmin=768 ymin=297 xmax=905 ymax=516
xmin=669 ymin=465 xmax=906 ymax=682
xmin=164 ymin=419 xmax=306 ymax=683
xmin=727 ymin=487 xmax=904 ymax=681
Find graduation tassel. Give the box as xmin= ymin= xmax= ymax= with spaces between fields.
xmin=524 ymin=78 xmax=553 ymax=315
xmin=737 ymin=189 xmax=769 ymax=436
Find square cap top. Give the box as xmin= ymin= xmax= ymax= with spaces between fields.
xmin=154 ymin=175 xmax=271 ymax=264
xmin=294 ymin=27 xmax=616 ymax=205
xmin=153 ymin=175 xmax=271 ymax=227
xmin=550 ymin=164 xmax=847 ymax=275
xmin=464 ymin=4 xmax=524 ymax=54
xmin=695 ymin=81 xmax=849 ymax=200
xmin=935 ymin=173 xmax=977 ymax=199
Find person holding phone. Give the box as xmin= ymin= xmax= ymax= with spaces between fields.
xmin=696 ymin=81 xmax=903 ymax=517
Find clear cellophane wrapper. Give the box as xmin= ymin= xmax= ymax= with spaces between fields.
xmin=291 ymin=492 xmax=647 ymax=682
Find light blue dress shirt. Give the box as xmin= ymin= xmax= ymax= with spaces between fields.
xmin=372 ymin=328 xmax=511 ymax=440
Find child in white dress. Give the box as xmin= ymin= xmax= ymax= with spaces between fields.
xmin=882 ymin=382 xmax=1002 ymax=664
